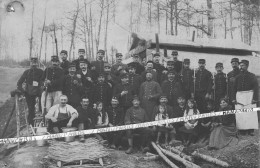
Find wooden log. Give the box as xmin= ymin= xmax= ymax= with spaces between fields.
xmin=192 ymin=151 xmax=229 ymax=167
xmin=143 ymin=155 xmax=160 ymax=161
xmin=1 ymin=102 xmax=15 ymax=138
xmin=158 ymin=145 xmax=200 ymax=168
xmin=146 ymin=152 xmax=157 ymax=157
xmin=151 ymin=142 xmax=179 ymax=168
xmin=15 ymin=95 xmax=20 ymax=149
xmin=166 ymin=146 xmax=193 ymax=162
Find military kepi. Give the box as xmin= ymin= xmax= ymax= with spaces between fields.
xmin=51 ymin=55 xmax=59 ymax=62
xmin=240 ymin=60 xmax=249 ymax=66
xmin=171 ymin=50 xmax=178 ymax=56
xmin=78 ymin=49 xmax=85 ymax=53
xmin=215 ymin=62 xmax=223 ymax=67
xmin=60 ymin=50 xmax=68 ymax=55
xmin=69 ymin=63 xmax=76 ymax=68
xmin=97 ymin=49 xmax=105 ymax=55
xmin=183 ymin=59 xmax=190 ymax=64
xmin=30 ymin=57 xmax=38 ymax=63
xmin=153 ymin=53 xmax=160 ymax=57
xmin=198 ymin=59 xmax=205 ymax=64
xmin=231 ymin=58 xmax=239 ymax=63
xmin=116 ymin=53 xmax=123 ymax=57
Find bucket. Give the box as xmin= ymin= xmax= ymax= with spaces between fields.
xmin=35 ymin=127 xmax=50 ymax=147
xmin=62 ymin=127 xmax=77 ymax=142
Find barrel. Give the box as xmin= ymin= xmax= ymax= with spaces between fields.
xmin=62 ymin=127 xmax=77 ymax=142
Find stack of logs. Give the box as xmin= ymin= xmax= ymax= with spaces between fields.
xmin=151 ymin=142 xmax=230 ymax=168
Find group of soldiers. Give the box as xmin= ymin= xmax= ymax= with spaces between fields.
xmin=17 ymin=48 xmax=259 ymax=154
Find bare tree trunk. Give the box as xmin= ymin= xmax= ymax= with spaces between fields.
xmin=90 ymin=6 xmax=95 ymax=60
xmin=224 ymin=17 xmax=227 ymax=39
xmin=207 ymin=0 xmax=213 ymax=38
xmin=166 ymin=8 xmax=168 ymax=35
xmin=229 ymin=1 xmax=233 ymax=39
xmin=29 ymin=0 xmax=35 ymax=59
xmin=239 ymin=4 xmax=243 ymax=42
xmin=243 ymin=3 xmax=249 ymax=44
xmin=39 ymin=1 xmax=47 ymax=61
xmin=96 ymin=0 xmax=105 ymax=52
xmin=45 ymin=34 xmax=48 ymax=63
xmin=157 ymin=2 xmax=160 ymax=33
xmin=104 ymin=0 xmax=110 ymax=62
xmin=130 ymin=1 xmax=133 ymax=32
xmin=170 ymin=0 xmax=174 ymax=35
xmin=69 ymin=0 xmax=79 ymax=61
xmin=149 ymin=0 xmax=152 ymax=31
xmin=137 ymin=0 xmax=143 ymax=32
xmin=83 ymin=0 xmax=88 ymax=57
xmin=84 ymin=0 xmax=91 ymax=60
xmin=174 ymin=0 xmax=178 ymax=36
xmin=61 ymin=21 xmax=64 ymax=50
xmin=249 ymin=16 xmax=253 ymax=45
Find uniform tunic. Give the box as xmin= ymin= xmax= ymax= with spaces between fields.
xmin=128 ymin=73 xmax=142 ymax=93
xmin=153 ymin=62 xmax=166 ymax=82
xmin=161 ymin=79 xmax=183 ymax=108
xmin=181 ymin=68 xmax=194 ymax=99
xmin=139 ymin=81 xmax=162 ymax=120
xmin=92 ymin=82 xmax=112 ymax=108
xmin=72 ymin=58 xmax=91 ymax=71
xmin=105 ymin=72 xmax=120 ymax=89
xmin=113 ymin=83 xmax=136 ymax=109
xmin=62 ymin=74 xmax=83 ymax=108
xmin=227 ymin=68 xmax=240 ymax=100
xmin=107 ymin=106 xmax=124 ymax=126
xmin=232 ymin=70 xmax=258 ymax=102
xmin=91 ymin=60 xmax=105 ymax=75
xmin=214 ymin=72 xmax=227 ymax=107
xmin=17 ymin=67 xmax=44 ymax=125
xmin=125 ymin=106 xmax=149 ymax=124
xmin=127 ymin=62 xmax=145 ymax=75
xmin=60 ymin=60 xmax=70 ymax=75
xmin=111 ymin=62 xmax=128 ymax=76
xmin=173 ymin=60 xmax=183 ymax=74
xmin=41 ymin=66 xmax=64 ymax=92
xmin=76 ymin=106 xmax=95 ymax=128
xmin=194 ymin=68 xmax=213 ymax=113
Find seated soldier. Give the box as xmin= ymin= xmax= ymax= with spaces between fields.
xmin=107 ymin=97 xmax=124 ymax=149
xmin=124 ymin=96 xmax=153 ymax=154
xmin=45 ymin=95 xmax=78 ymax=133
xmin=76 ymin=97 xmax=95 ymax=141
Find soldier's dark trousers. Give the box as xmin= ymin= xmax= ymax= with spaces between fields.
xmin=25 ymin=93 xmax=40 ymax=125
xmin=107 ymin=131 xmax=123 ymax=146
xmin=195 ymin=91 xmax=207 ymax=113
xmin=126 ymin=128 xmax=153 ymax=147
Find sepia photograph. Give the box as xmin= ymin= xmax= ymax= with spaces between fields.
xmin=0 ymin=0 xmax=259 ymax=167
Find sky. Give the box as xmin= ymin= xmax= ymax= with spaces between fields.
xmin=0 ymin=0 xmax=259 ymax=61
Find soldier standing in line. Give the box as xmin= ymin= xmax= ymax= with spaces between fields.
xmin=161 ymin=71 xmax=183 ymax=108
xmin=62 ymin=63 xmax=83 ymax=108
xmin=141 ymin=61 xmax=158 ymax=82
xmin=76 ymin=60 xmax=94 ymax=105
xmin=104 ymin=62 xmax=120 ymax=88
xmin=92 ymin=73 xmax=112 ymax=109
xmin=181 ymin=59 xmax=194 ymax=100
xmin=111 ymin=53 xmax=128 ymax=77
xmin=171 ymin=50 xmax=183 ymax=74
xmin=139 ymin=72 xmax=162 ymax=120
xmin=60 ymin=50 xmax=70 ymax=75
xmin=72 ymin=49 xmax=91 ymax=71
xmin=152 ymin=53 xmax=166 ymax=82
xmin=41 ymin=55 xmax=64 ymax=114
xmin=160 ymin=60 xmax=175 ymax=84
xmin=127 ymin=54 xmax=145 ymax=75
xmin=227 ymin=58 xmax=240 ymax=103
xmin=232 ymin=60 xmax=259 ymax=136
xmin=17 ymin=57 xmax=44 ymax=125
xmin=193 ymin=59 xmax=213 ymax=114
xmin=128 ymin=64 xmax=142 ymax=93
xmin=91 ymin=49 xmax=106 ymax=79
xmin=113 ymin=73 xmax=136 ymax=117
xmin=213 ymin=62 xmax=227 ymax=110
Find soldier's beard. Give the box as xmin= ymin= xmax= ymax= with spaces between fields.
xmin=81 ymin=67 xmax=87 ymax=71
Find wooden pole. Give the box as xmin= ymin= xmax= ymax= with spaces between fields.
xmin=15 ymin=94 xmax=20 ymax=149
xmin=158 ymin=145 xmax=200 ymax=168
xmin=151 ymin=142 xmax=179 ymax=168
xmin=155 ymin=33 xmax=159 ymax=53
xmin=192 ymin=151 xmax=229 ymax=167
xmin=1 ymin=103 xmax=15 ymax=138
xmin=166 ymin=146 xmax=193 ymax=162
xmin=23 ymin=99 xmax=30 ymax=136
